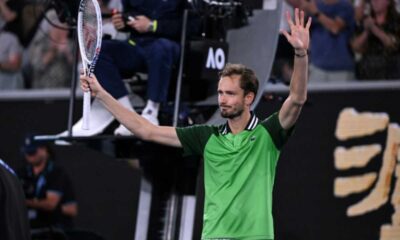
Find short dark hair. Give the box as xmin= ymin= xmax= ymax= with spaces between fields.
xmin=219 ymin=63 xmax=259 ymax=97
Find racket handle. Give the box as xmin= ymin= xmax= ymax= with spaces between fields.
xmin=82 ymin=91 xmax=91 ymax=130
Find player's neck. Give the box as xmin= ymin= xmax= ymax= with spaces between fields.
xmin=228 ymin=110 xmax=251 ymax=135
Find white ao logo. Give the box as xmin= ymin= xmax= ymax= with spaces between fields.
xmin=206 ymin=47 xmax=225 ymax=70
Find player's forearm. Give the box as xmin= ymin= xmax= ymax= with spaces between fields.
xmin=289 ymin=50 xmax=308 ymax=105
xmin=278 ymin=50 xmax=308 ymax=129
xmin=96 ymin=91 xmax=153 ymax=139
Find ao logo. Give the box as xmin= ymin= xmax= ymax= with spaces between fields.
xmin=206 ymin=47 xmax=225 ymax=70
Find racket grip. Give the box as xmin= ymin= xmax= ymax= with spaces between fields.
xmin=82 ymin=91 xmax=91 ymax=130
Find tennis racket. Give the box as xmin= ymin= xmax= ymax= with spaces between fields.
xmin=77 ymin=0 xmax=102 ymax=130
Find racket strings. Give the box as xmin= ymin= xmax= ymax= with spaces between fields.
xmin=81 ymin=0 xmax=99 ymax=61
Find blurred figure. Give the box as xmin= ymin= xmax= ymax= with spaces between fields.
xmin=31 ymin=25 xmax=73 ymax=89
xmin=26 ymin=11 xmax=74 ymax=89
xmin=351 ymin=0 xmax=400 ymax=80
xmin=0 ymin=0 xmax=23 ymax=90
xmin=0 ymin=158 xmax=30 ymax=240
xmin=301 ymin=0 xmax=355 ymax=82
xmin=17 ymin=137 xmax=78 ymax=230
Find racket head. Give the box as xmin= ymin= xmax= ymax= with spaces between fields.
xmin=77 ymin=0 xmax=102 ymax=75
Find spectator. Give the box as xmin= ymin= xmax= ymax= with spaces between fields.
xmin=0 ymin=0 xmax=23 ymax=90
xmin=17 ymin=136 xmax=78 ymax=230
xmin=300 ymin=0 xmax=355 ymax=82
xmin=64 ymin=0 xmax=197 ymax=136
xmin=27 ymin=17 xmax=74 ymax=89
xmin=24 ymin=10 xmax=74 ymax=89
xmin=0 ymin=158 xmax=30 ymax=240
xmin=351 ymin=0 xmax=400 ymax=80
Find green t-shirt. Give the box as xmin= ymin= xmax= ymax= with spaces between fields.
xmin=176 ymin=112 xmax=292 ymax=240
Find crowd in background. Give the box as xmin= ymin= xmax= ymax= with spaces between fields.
xmin=0 ymin=0 xmax=399 ymax=92
xmin=0 ymin=0 xmax=121 ymax=91
xmin=274 ymin=0 xmax=400 ymax=84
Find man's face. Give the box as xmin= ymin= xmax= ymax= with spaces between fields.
xmin=218 ymin=75 xmax=250 ymax=119
xmin=25 ymin=147 xmax=47 ymax=166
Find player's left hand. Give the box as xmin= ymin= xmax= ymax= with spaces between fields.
xmin=281 ymin=8 xmax=311 ymax=54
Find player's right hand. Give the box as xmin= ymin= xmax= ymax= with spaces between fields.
xmin=111 ymin=12 xmax=125 ymax=30
xmin=80 ymin=74 xmax=104 ymax=98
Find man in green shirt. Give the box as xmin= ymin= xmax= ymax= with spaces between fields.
xmin=80 ymin=8 xmax=311 ymax=240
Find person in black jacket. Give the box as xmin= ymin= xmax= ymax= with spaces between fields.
xmin=0 ymin=158 xmax=30 ymax=240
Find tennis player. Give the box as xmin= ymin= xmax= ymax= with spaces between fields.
xmin=81 ymin=8 xmax=311 ymax=240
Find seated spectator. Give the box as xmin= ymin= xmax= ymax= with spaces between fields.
xmin=300 ymin=0 xmax=355 ymax=83
xmin=0 ymin=0 xmax=23 ymax=90
xmin=351 ymin=0 xmax=400 ymax=80
xmin=0 ymin=158 xmax=30 ymax=240
xmin=17 ymin=137 xmax=78 ymax=230
xmin=63 ymin=0 xmax=198 ymax=136
xmin=27 ymin=12 xmax=74 ymax=89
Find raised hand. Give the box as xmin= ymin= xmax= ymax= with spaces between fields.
xmin=281 ymin=8 xmax=312 ymax=54
xmin=80 ymin=74 xmax=105 ymax=98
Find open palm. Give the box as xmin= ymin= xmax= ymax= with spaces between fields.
xmin=281 ymin=8 xmax=311 ymax=51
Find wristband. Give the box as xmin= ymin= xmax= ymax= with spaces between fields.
xmin=295 ymin=51 xmax=308 ymax=58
